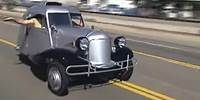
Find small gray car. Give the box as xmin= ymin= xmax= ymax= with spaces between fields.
xmin=17 ymin=2 xmax=137 ymax=96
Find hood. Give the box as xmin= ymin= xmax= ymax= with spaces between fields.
xmin=86 ymin=30 xmax=110 ymax=41
xmin=54 ymin=26 xmax=93 ymax=40
xmin=51 ymin=26 xmax=98 ymax=50
xmin=52 ymin=26 xmax=110 ymax=45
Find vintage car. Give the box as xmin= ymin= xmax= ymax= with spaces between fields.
xmin=17 ymin=2 xmax=137 ymax=96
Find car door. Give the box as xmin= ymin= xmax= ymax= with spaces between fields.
xmin=23 ymin=15 xmax=51 ymax=55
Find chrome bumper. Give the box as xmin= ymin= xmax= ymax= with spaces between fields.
xmin=66 ymin=57 xmax=137 ymax=76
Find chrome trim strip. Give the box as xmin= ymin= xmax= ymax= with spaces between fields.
xmin=46 ymin=11 xmax=53 ymax=48
xmin=65 ymin=57 xmax=137 ymax=76
xmin=67 ymin=66 xmax=134 ymax=76
xmin=89 ymin=38 xmax=109 ymax=41
xmin=86 ymin=31 xmax=95 ymax=37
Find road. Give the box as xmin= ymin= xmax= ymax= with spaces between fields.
xmin=0 ymin=20 xmax=200 ymax=100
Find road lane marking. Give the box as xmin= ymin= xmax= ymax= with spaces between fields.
xmin=1 ymin=37 xmax=200 ymax=70
xmin=134 ymin=51 xmax=200 ymax=70
xmin=0 ymin=38 xmax=16 ymax=47
xmin=119 ymin=80 xmax=175 ymax=100
xmin=110 ymin=80 xmax=175 ymax=100
xmin=2 ymin=37 xmax=198 ymax=70
xmin=127 ymin=39 xmax=183 ymax=51
xmin=0 ymin=38 xmax=176 ymax=99
xmin=110 ymin=81 xmax=163 ymax=100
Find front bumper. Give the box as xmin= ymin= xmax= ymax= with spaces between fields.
xmin=66 ymin=57 xmax=137 ymax=76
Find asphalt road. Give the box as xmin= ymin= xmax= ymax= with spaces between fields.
xmin=0 ymin=21 xmax=200 ymax=100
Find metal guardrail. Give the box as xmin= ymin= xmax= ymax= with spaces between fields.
xmin=81 ymin=10 xmax=200 ymax=23
xmin=0 ymin=3 xmax=199 ymax=36
xmin=0 ymin=3 xmax=200 ymax=23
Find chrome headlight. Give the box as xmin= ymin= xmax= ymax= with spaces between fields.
xmin=114 ymin=36 xmax=126 ymax=48
xmin=75 ymin=37 xmax=89 ymax=51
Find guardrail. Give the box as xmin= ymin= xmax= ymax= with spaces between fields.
xmin=81 ymin=10 xmax=200 ymax=23
xmin=0 ymin=3 xmax=199 ymax=36
xmin=0 ymin=3 xmax=200 ymax=23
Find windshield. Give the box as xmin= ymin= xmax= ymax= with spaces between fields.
xmin=48 ymin=13 xmax=84 ymax=28
xmin=48 ymin=13 xmax=71 ymax=27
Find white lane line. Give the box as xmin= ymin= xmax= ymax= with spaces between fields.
xmin=127 ymin=38 xmax=184 ymax=51
xmin=127 ymin=38 xmax=200 ymax=55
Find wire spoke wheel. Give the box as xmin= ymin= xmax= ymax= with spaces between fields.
xmin=48 ymin=67 xmax=62 ymax=91
xmin=47 ymin=61 xmax=69 ymax=96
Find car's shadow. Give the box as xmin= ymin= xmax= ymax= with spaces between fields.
xmin=17 ymin=54 xmax=112 ymax=92
xmin=17 ymin=54 xmax=47 ymax=82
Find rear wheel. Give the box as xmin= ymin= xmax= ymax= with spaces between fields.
xmin=47 ymin=61 xmax=69 ymax=96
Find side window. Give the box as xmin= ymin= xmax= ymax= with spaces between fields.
xmin=25 ymin=15 xmax=47 ymax=36
xmin=29 ymin=15 xmax=47 ymax=29
xmin=41 ymin=17 xmax=47 ymax=29
xmin=71 ymin=13 xmax=84 ymax=27
xmin=35 ymin=15 xmax=47 ymax=29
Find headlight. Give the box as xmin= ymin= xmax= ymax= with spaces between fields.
xmin=75 ymin=37 xmax=89 ymax=51
xmin=114 ymin=36 xmax=126 ymax=48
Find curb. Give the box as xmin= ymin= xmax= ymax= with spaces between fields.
xmin=0 ymin=9 xmax=200 ymax=36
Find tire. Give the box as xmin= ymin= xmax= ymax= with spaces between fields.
xmin=119 ymin=67 xmax=133 ymax=81
xmin=47 ymin=61 xmax=69 ymax=96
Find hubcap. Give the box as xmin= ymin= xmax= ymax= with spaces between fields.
xmin=48 ymin=67 xmax=62 ymax=91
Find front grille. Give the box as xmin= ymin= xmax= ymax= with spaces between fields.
xmin=89 ymin=39 xmax=112 ymax=68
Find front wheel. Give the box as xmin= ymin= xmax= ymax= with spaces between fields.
xmin=118 ymin=67 xmax=133 ymax=81
xmin=47 ymin=61 xmax=69 ymax=96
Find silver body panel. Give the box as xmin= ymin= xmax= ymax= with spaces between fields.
xmin=18 ymin=2 xmax=82 ymax=55
xmin=21 ymin=28 xmax=51 ymax=55
xmin=18 ymin=2 xmax=136 ymax=73
xmin=51 ymin=27 xmax=92 ymax=49
xmin=66 ymin=56 xmax=138 ymax=76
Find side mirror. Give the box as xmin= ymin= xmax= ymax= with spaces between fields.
xmin=91 ymin=25 xmax=94 ymax=29
xmin=50 ymin=25 xmax=57 ymax=33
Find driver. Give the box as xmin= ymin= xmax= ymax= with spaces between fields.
xmin=4 ymin=16 xmax=42 ymax=50
xmin=4 ymin=17 xmax=42 ymax=28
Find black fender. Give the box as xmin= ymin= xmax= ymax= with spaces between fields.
xmin=111 ymin=46 xmax=134 ymax=62
xmin=34 ymin=49 xmax=80 ymax=66
xmin=111 ymin=47 xmax=135 ymax=81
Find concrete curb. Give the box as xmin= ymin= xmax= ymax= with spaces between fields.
xmin=0 ymin=9 xmax=200 ymax=36
xmin=0 ymin=10 xmax=23 ymax=17
xmin=83 ymin=13 xmax=200 ymax=35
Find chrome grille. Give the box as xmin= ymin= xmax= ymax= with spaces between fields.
xmin=89 ymin=39 xmax=112 ymax=68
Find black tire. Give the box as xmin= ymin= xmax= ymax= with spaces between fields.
xmin=119 ymin=67 xmax=133 ymax=81
xmin=47 ymin=61 xmax=69 ymax=96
